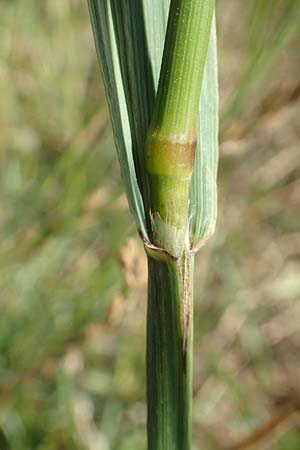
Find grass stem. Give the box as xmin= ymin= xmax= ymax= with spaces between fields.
xmin=146 ymin=248 xmax=194 ymax=450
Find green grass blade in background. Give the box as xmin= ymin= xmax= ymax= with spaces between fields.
xmin=222 ymin=0 xmax=300 ymax=126
xmin=189 ymin=16 xmax=219 ymax=249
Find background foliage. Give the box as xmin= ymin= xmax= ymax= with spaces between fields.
xmin=0 ymin=0 xmax=299 ymax=449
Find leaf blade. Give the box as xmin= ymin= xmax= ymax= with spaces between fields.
xmin=189 ymin=15 xmax=219 ymax=249
xmin=88 ymin=0 xmax=148 ymax=236
xmin=87 ymin=0 xmax=171 ymax=239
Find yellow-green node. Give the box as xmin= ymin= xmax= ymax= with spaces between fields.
xmin=146 ymin=131 xmax=196 ymax=177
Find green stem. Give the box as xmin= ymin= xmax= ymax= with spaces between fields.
xmin=145 ymin=2 xmax=214 ymax=448
xmin=146 ymin=0 xmax=215 ymax=256
xmin=151 ymin=0 xmax=215 ymax=136
xmin=146 ymin=248 xmax=194 ymax=450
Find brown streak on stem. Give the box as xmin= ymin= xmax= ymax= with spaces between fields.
xmin=182 ymin=252 xmax=192 ymax=372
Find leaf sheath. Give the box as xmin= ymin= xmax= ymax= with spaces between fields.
xmin=147 ymin=250 xmax=194 ymax=450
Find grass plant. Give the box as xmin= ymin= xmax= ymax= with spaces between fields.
xmin=88 ymin=1 xmax=218 ymax=448
xmin=1 ymin=0 xmax=299 ymax=449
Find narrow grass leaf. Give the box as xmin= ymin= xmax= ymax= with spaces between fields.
xmin=87 ymin=1 xmax=170 ymax=238
xmin=189 ymin=16 xmax=219 ymax=249
xmin=88 ymin=1 xmax=147 ymax=237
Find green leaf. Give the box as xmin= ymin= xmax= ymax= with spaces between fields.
xmin=189 ymin=16 xmax=219 ymax=249
xmin=87 ymin=0 xmax=170 ymax=239
xmin=148 ymin=0 xmax=216 ymax=136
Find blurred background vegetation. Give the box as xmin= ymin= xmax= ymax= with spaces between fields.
xmin=0 ymin=0 xmax=299 ymax=449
